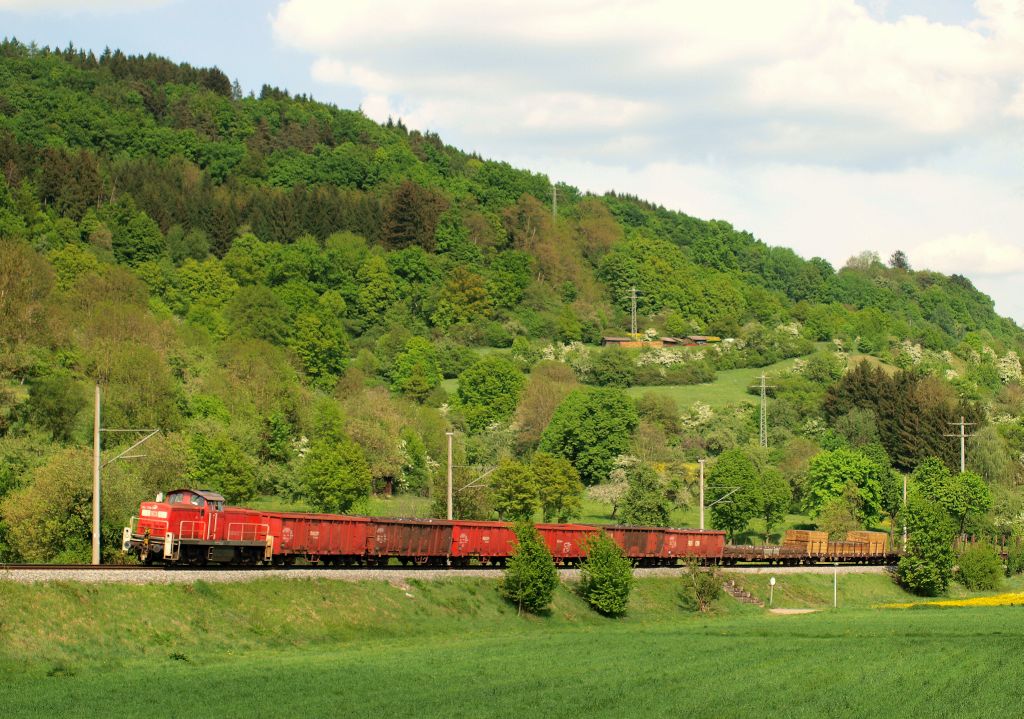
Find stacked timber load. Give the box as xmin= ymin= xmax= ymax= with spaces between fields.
xmin=782 ymin=529 xmax=829 ymax=555
xmin=845 ymin=531 xmax=888 ymax=555
xmin=825 ymin=541 xmax=866 ymax=557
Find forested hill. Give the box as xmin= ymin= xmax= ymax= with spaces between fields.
xmin=2 ymin=40 xmax=1024 ymax=563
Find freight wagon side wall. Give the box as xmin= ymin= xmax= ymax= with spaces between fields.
xmin=367 ymin=520 xmax=453 ymax=558
xmin=605 ymin=527 xmax=664 ymax=558
xmin=672 ymin=530 xmax=725 ymax=559
xmin=450 ymin=521 xmax=516 ymax=559
xmin=536 ymin=524 xmax=598 ymax=559
xmin=270 ymin=514 xmax=370 ymax=557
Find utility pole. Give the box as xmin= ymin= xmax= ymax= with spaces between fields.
xmin=698 ymin=458 xmax=705 ymax=530
xmin=749 ymin=373 xmax=775 ymax=448
xmin=902 ymin=473 xmax=907 ymax=548
xmin=944 ymin=416 xmax=976 ymax=473
xmin=446 ymin=431 xmax=454 ymax=520
xmin=627 ymin=286 xmax=639 ymax=339
xmin=92 ymin=384 xmax=101 ymax=565
xmin=91 ymin=385 xmax=160 ymax=565
xmin=552 ymin=184 xmax=557 ymax=219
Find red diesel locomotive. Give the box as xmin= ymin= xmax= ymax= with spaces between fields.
xmin=122 ymin=488 xmax=726 ymax=567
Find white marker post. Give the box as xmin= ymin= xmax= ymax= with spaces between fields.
xmin=769 ymin=576 xmax=775 ymax=607
xmin=833 ymin=562 xmax=838 ymax=609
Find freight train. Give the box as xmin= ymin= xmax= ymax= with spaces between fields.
xmin=122 ymin=488 xmax=898 ymax=568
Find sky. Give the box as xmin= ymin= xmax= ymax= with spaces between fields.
xmin=1 ymin=0 xmax=1022 ymax=323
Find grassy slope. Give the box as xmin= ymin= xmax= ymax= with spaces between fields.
xmin=626 ymin=355 xmax=804 ymax=409
xmin=1 ymin=576 xmax=1022 ymax=718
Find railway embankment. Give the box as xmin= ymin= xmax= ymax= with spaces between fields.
xmin=0 ymin=572 xmax=919 ymax=675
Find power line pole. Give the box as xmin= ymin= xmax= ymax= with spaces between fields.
xmin=627 ymin=286 xmax=639 ymax=339
xmin=944 ymin=416 xmax=976 ymax=473
xmin=91 ymin=384 xmax=161 ymax=565
xmin=698 ymin=458 xmax=705 ymax=530
xmin=749 ymin=373 xmax=775 ymax=448
xmin=446 ymin=431 xmax=454 ymax=520
xmin=902 ymin=473 xmax=907 ymax=549
xmin=92 ymin=384 xmax=101 ymax=565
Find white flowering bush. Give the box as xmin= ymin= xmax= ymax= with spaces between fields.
xmin=776 ymin=321 xmax=801 ymax=337
xmin=897 ymin=340 xmax=924 ymax=366
xmin=636 ymin=347 xmax=685 ymax=367
xmin=997 ymin=351 xmax=1022 ymax=384
xmin=679 ymin=401 xmax=714 ymax=431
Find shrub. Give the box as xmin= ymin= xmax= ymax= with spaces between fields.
xmin=956 ymin=543 xmax=1003 ymax=590
xmin=680 ymin=557 xmax=722 ymax=612
xmin=897 ymin=496 xmax=955 ymax=596
xmin=578 ymin=531 xmax=635 ymax=616
xmin=1006 ymin=540 xmax=1024 ymax=577
xmin=499 ymin=522 xmax=559 ymax=615
xmin=589 ymin=348 xmax=636 ymax=387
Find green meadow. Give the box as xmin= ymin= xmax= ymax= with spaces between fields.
xmin=1 ymin=575 xmax=1021 ymax=718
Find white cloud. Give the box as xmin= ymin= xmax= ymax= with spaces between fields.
xmin=270 ymin=0 xmax=1024 ymax=322
xmin=911 ymin=232 xmax=1024 ymax=276
xmin=271 ymin=0 xmax=1024 ymax=167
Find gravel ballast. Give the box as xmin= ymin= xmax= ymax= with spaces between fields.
xmin=0 ymin=564 xmax=892 ymax=584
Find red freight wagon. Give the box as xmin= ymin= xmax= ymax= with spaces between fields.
xmin=604 ymin=526 xmax=666 ymax=563
xmin=666 ymin=529 xmax=726 ymax=561
xmin=449 ymin=520 xmax=516 ymax=566
xmin=366 ymin=518 xmax=452 ymax=566
xmin=268 ymin=513 xmax=370 ymax=565
xmin=537 ymin=524 xmax=598 ymax=564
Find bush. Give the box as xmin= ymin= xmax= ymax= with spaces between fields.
xmin=680 ymin=557 xmax=722 ymax=612
xmin=499 ymin=522 xmax=560 ymax=615
xmin=897 ymin=496 xmax=955 ymax=596
xmin=589 ymin=348 xmax=636 ymax=387
xmin=956 ymin=543 xmax=1003 ymax=590
xmin=1006 ymin=540 xmax=1024 ymax=577
xmin=578 ymin=531 xmax=635 ymax=615
xmin=435 ymin=341 xmax=477 ymax=379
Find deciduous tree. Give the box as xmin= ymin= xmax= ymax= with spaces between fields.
xmin=578 ymin=530 xmax=634 ymax=615
xmin=499 ymin=522 xmax=559 ymax=615
xmin=539 ymin=387 xmax=638 ymax=485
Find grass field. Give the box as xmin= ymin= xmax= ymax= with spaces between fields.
xmin=1 ymin=575 xmax=1022 ymax=718
xmin=626 ymin=356 xmax=804 ymax=410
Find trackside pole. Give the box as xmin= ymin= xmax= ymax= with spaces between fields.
xmin=92 ymin=384 xmax=101 ymax=565
xmin=902 ymin=474 xmax=907 ymax=549
xmin=446 ymin=431 xmax=454 ymax=521
xmin=833 ymin=562 xmax=838 ymax=608
xmin=698 ymin=458 xmax=705 ymax=530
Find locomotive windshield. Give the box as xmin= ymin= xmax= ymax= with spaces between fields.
xmin=166 ymin=491 xmax=205 ymax=507
xmin=164 ymin=490 xmax=224 ymax=511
